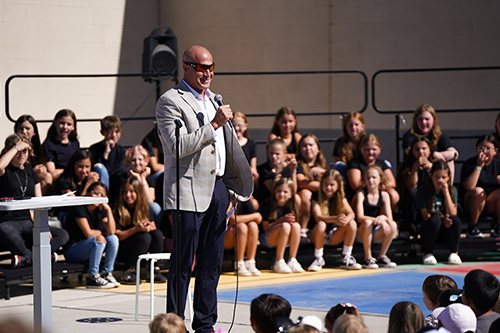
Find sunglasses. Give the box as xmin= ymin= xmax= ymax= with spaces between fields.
xmin=183 ymin=61 xmax=215 ymax=72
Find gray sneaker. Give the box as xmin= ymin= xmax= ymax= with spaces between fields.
xmin=86 ymin=274 xmax=115 ymax=289
xmin=102 ymin=272 xmax=120 ymax=287
xmin=377 ymin=255 xmax=397 ymax=268
xmin=340 ymin=255 xmax=362 ymax=270
xmin=362 ymin=257 xmax=379 ymax=269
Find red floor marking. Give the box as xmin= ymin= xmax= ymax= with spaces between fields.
xmin=429 ymin=263 xmax=500 ymax=276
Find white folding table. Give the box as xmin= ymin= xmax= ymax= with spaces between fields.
xmin=0 ymin=195 xmax=107 ymax=333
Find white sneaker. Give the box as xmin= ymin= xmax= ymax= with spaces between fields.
xmin=287 ymin=258 xmax=304 ymax=273
xmin=273 ymin=259 xmax=292 ymax=273
xmin=423 ymin=253 xmax=437 ymax=265
xmin=245 ymin=259 xmax=262 ymax=276
xmin=448 ymin=253 xmax=462 ymax=265
xmin=235 ymin=261 xmax=251 ymax=276
xmin=340 ymin=255 xmax=362 ymax=270
xmin=307 ymin=257 xmax=325 ymax=272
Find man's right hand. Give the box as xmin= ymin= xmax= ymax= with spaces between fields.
xmin=210 ymin=105 xmax=232 ymax=130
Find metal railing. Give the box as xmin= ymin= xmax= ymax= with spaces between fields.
xmin=5 ymin=70 xmax=368 ymax=124
xmin=371 ymin=66 xmax=500 ymax=164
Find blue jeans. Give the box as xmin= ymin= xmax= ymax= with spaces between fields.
xmin=150 ymin=202 xmax=163 ymax=229
xmin=94 ymin=163 xmax=110 ymax=189
xmin=64 ymin=234 xmax=119 ymax=275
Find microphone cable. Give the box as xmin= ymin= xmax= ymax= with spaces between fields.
xmin=227 ymin=111 xmax=238 ymax=333
xmin=214 ymin=94 xmax=240 ymax=332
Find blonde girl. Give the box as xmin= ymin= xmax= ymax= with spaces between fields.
xmin=402 ymin=104 xmax=458 ymax=181
xmin=110 ymin=145 xmax=163 ymax=226
xmin=115 ymin=177 xmax=165 ymax=284
xmin=332 ymin=112 xmax=366 ymax=176
xmin=346 ymin=134 xmax=399 ymax=209
xmin=307 ymin=169 xmax=361 ymax=271
xmin=353 ymin=165 xmax=398 ymax=269
xmin=259 ymin=177 xmax=304 ymax=273
xmin=267 ymin=106 xmax=302 ymax=154
xmin=43 ymin=109 xmax=80 ymax=180
xmin=232 ymin=111 xmax=259 ymax=209
xmin=232 ymin=111 xmax=258 ymax=182
xmin=418 ymin=160 xmax=462 ymax=265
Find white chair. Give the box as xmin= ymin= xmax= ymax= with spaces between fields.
xmin=134 ymin=253 xmax=193 ymax=321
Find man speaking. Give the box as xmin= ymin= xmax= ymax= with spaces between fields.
xmin=156 ymin=45 xmax=253 ymax=333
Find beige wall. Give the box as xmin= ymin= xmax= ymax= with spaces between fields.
xmin=162 ymin=0 xmax=500 ymax=135
xmin=0 ymin=0 xmax=161 ymax=148
xmin=1 ymin=0 xmax=499 ymax=153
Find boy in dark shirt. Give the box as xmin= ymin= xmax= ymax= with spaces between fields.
xmin=462 ymin=269 xmax=500 ymax=333
xmin=89 ymin=116 xmax=125 ymax=189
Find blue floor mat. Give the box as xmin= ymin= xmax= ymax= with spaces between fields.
xmin=217 ymin=271 xmax=466 ymax=315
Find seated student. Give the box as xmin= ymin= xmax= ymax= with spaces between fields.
xmin=307 ymin=169 xmax=361 ymax=271
xmin=63 ymin=181 xmax=119 ymax=289
xmin=325 ymin=303 xmax=361 ymax=333
xmin=461 ymin=134 xmax=500 ymax=238
xmin=256 ymin=138 xmax=299 ymax=202
xmin=433 ymin=303 xmax=477 ymax=333
xmin=352 ymin=165 xmax=398 ymax=269
xmin=232 ymin=111 xmax=259 ymax=184
xmin=0 ymin=134 xmax=69 ymax=268
xmin=89 ymin=115 xmax=125 ymax=189
xmin=114 ymin=177 xmax=165 ymax=284
xmin=224 ymin=199 xmax=262 ymax=276
xmin=259 ymin=178 xmax=304 ymax=273
xmin=332 ymin=112 xmax=366 ymax=177
xmin=141 ymin=124 xmax=164 ymax=183
xmin=54 ymin=149 xmax=100 ymax=224
xmin=388 ymin=301 xmax=425 ymax=333
xmin=296 ymin=134 xmax=328 ymax=235
xmin=397 ymin=136 xmax=435 ymax=239
xmin=43 ymin=109 xmax=80 ymax=181
xmin=14 ymin=115 xmax=53 ymax=195
xmin=402 ymin=104 xmax=459 ymax=181
xmin=55 ymin=149 xmax=99 ymax=197
xmin=346 ymin=134 xmax=399 ymax=209
xmin=421 ymin=275 xmax=458 ymax=328
xmin=250 ymin=293 xmax=292 ymax=333
xmin=493 ymin=111 xmax=500 ymax=146
xmin=109 ymin=145 xmax=162 ymax=227
xmin=462 ymin=269 xmax=500 ymax=333
xmin=267 ymin=106 xmax=302 ymax=155
xmin=149 ymin=313 xmax=185 ymax=333
xmin=332 ymin=314 xmax=368 ymax=333
xmin=418 ymin=160 xmax=462 ymax=265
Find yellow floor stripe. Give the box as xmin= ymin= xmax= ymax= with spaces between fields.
xmin=88 ymin=267 xmax=394 ymax=296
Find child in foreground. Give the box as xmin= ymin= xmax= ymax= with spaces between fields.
xmin=421 ymin=274 xmax=458 ymax=327
xmin=149 ymin=313 xmax=185 ymax=333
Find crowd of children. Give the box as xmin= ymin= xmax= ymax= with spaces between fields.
xmin=147 ymin=272 xmax=498 ymax=333
xmin=0 ymin=103 xmax=499 ymax=287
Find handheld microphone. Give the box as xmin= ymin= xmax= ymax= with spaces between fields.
xmin=214 ymin=94 xmax=233 ymax=129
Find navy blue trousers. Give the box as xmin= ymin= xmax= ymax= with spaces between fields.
xmin=167 ymin=179 xmax=229 ymax=333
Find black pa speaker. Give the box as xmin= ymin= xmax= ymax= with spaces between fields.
xmin=142 ymin=26 xmax=178 ymax=82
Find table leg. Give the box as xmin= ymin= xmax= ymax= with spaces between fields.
xmin=33 ymin=208 xmax=52 ymax=333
